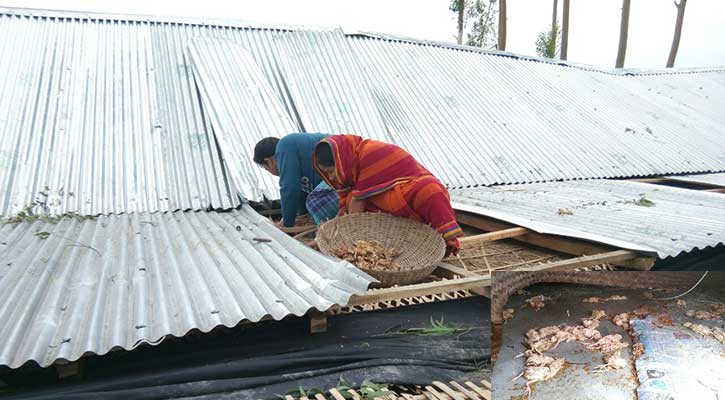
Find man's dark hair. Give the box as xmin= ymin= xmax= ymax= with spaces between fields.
xmin=315 ymin=142 xmax=335 ymax=167
xmin=253 ymin=137 xmax=280 ymax=165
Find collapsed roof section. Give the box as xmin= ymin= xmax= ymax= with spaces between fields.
xmin=0 ymin=205 xmax=375 ymax=368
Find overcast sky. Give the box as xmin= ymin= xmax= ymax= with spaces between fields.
xmin=2 ymin=0 xmax=724 ymax=69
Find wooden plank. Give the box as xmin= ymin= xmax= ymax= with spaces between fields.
xmin=463 ymin=382 xmax=488 ymax=399
xmin=55 ymin=360 xmax=83 ymax=380
xmin=456 ymin=212 xmax=613 ymax=256
xmin=432 ymin=381 xmax=465 ymax=400
xmin=424 ymin=386 xmax=450 ymax=400
xmin=448 ymin=381 xmax=479 ymax=400
xmin=346 ymin=276 xmax=491 ymax=307
xmin=329 ymin=389 xmax=347 ymax=400
xmin=433 ymin=263 xmax=491 ymax=297
xmin=459 ymin=227 xmax=529 ymax=247
xmin=309 ymin=311 xmax=327 ymax=333
xmin=511 ymin=250 xmax=648 ymax=272
xmin=627 ymin=177 xmax=668 ymax=183
xmin=280 ymin=224 xmax=317 ymax=234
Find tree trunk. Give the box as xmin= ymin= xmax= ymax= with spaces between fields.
xmin=666 ymin=0 xmax=687 ymax=67
xmin=561 ymin=0 xmax=570 ymax=60
xmin=615 ymin=0 xmax=631 ymax=68
xmin=498 ymin=0 xmax=507 ymax=50
xmin=457 ymin=0 xmax=465 ymax=44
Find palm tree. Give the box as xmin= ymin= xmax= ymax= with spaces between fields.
xmin=451 ymin=0 xmax=466 ymax=44
xmin=498 ymin=0 xmax=507 ymax=50
xmin=615 ymin=0 xmax=631 ymax=68
xmin=666 ymin=0 xmax=687 ymax=67
xmin=561 ymin=0 xmax=570 ymax=60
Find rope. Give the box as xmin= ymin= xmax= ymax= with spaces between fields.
xmin=654 ymin=271 xmax=709 ymax=300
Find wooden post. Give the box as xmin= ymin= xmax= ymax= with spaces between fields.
xmin=55 ymin=360 xmax=83 ymax=380
xmin=309 ymin=311 xmax=328 ymax=333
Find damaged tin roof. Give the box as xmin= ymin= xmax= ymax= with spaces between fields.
xmin=451 ymin=180 xmax=725 ymax=258
xmin=0 ymin=205 xmax=375 ymax=368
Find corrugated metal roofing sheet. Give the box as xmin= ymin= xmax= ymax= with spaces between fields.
xmin=3 ymin=8 xmax=725 ymax=213
xmin=0 ymin=10 xmax=392 ymax=216
xmin=0 ymin=205 xmax=375 ymax=368
xmin=347 ymin=36 xmax=725 ymax=188
xmin=188 ymin=37 xmax=294 ymax=201
xmin=451 ymin=180 xmax=725 ymax=258
xmin=665 ymin=173 xmax=725 ymax=187
xmin=0 ymin=12 xmax=241 ymax=217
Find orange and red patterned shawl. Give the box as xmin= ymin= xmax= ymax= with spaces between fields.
xmin=313 ymin=135 xmax=463 ymax=244
xmin=313 ymin=134 xmax=432 ymax=199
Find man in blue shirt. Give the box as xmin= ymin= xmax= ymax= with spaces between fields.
xmin=253 ymin=133 xmax=338 ymax=228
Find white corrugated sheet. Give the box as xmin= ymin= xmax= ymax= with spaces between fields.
xmin=189 ymin=38 xmax=294 ymax=201
xmin=0 ymin=10 xmax=391 ymax=215
xmin=2 ymin=8 xmax=725 ymax=216
xmin=0 ymin=12 xmax=241 ymax=216
xmin=665 ymin=173 xmax=725 ymax=187
xmin=348 ymin=36 xmax=725 ymax=188
xmin=451 ymin=180 xmax=725 ymax=258
xmin=0 ymin=205 xmax=375 ymax=368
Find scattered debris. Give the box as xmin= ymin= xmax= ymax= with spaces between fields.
xmin=4 ymin=204 xmax=97 ymax=225
xmin=523 ymin=357 xmax=566 ymax=395
xmin=34 ymin=231 xmax=51 ymax=239
xmin=708 ymin=303 xmax=725 ymax=316
xmin=252 ymin=237 xmax=272 ymax=243
xmin=626 ymin=195 xmax=656 ymax=207
xmin=557 ymin=208 xmax=574 ymax=215
xmin=685 ymin=310 xmax=719 ymax=320
xmin=631 ymin=342 xmax=645 ymax=358
xmin=525 ymin=295 xmax=551 ymax=310
xmin=613 ymin=312 xmax=632 ymax=330
xmin=564 ymin=325 xmax=602 ymax=342
xmin=330 ymin=240 xmax=400 ymax=271
xmin=683 ymin=322 xmax=725 ymax=344
xmin=676 ymin=299 xmax=687 ymax=307
xmin=585 ymin=334 xmax=628 ymax=354
xmin=582 ymin=295 xmax=628 ymax=303
xmin=594 ymin=350 xmax=627 ymax=372
xmin=581 ymin=318 xmax=600 ymax=329
xmin=503 ymin=308 xmax=515 ymax=322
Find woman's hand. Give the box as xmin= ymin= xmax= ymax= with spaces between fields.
xmin=348 ymin=198 xmax=366 ymax=214
xmin=444 ymin=239 xmax=460 ymax=258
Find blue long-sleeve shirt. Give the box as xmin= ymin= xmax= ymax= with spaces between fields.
xmin=276 ymin=133 xmax=330 ymax=227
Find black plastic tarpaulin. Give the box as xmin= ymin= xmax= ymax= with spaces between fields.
xmin=2 ymin=297 xmax=490 ymax=400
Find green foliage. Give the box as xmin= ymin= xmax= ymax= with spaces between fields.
xmin=34 ymin=231 xmax=51 ymax=239
xmin=535 ymin=23 xmax=560 ymax=58
xmin=359 ymin=379 xmax=395 ymax=400
xmin=628 ymin=195 xmax=656 ymax=207
xmin=449 ymin=0 xmax=465 ymax=12
xmin=3 ymin=204 xmax=96 ymax=225
xmin=399 ymin=316 xmax=471 ymax=336
xmin=275 ymin=377 xmax=394 ymax=400
xmin=465 ymin=0 xmax=498 ymax=49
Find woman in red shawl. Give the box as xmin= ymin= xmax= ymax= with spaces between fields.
xmin=312 ymin=134 xmax=463 ymax=255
